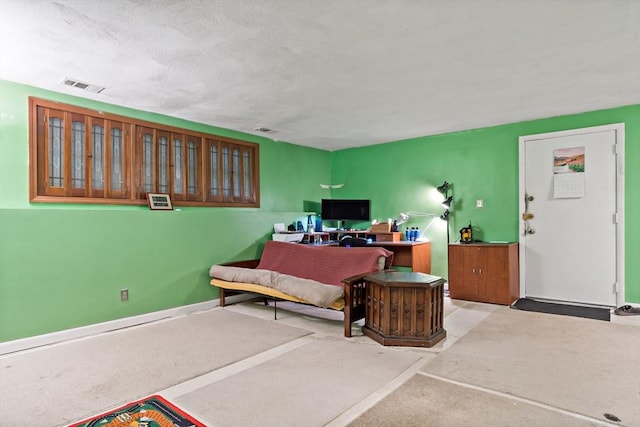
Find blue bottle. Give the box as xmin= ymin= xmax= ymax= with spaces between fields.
xmin=415 ymin=227 xmax=420 ymax=241
xmin=405 ymin=227 xmax=411 ymax=241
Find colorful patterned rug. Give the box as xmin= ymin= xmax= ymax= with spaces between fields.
xmin=67 ymin=395 xmax=205 ymax=427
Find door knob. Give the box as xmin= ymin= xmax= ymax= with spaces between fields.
xmin=526 ymin=228 xmax=536 ymax=235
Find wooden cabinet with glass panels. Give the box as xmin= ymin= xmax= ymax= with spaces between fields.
xmin=29 ymin=97 xmax=259 ymax=207
xmin=135 ymin=127 xmax=202 ymax=202
xmin=34 ymin=106 xmax=131 ymax=200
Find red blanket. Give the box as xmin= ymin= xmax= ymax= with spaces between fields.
xmin=256 ymin=240 xmax=394 ymax=286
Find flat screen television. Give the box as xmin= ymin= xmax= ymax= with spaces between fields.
xmin=321 ymin=199 xmax=370 ymax=222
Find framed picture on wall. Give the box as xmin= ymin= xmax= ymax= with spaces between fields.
xmin=146 ymin=193 xmax=173 ymax=210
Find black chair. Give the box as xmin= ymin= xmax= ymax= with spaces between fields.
xmin=339 ymin=235 xmax=369 ymax=247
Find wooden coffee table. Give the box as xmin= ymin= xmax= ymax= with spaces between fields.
xmin=363 ymin=271 xmax=446 ymax=347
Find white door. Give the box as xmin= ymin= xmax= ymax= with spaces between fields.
xmin=519 ymin=124 xmax=625 ymax=307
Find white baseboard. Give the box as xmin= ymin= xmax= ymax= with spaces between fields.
xmin=0 ymin=299 xmax=220 ymax=355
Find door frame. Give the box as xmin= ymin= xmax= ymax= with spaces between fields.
xmin=518 ymin=123 xmax=625 ymax=307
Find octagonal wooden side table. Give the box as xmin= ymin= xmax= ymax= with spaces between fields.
xmin=363 ymin=271 xmax=446 ymax=347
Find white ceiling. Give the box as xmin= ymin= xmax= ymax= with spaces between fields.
xmin=1 ymin=0 xmax=639 ymax=151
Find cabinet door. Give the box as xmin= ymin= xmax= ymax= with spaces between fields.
xmin=448 ymin=245 xmax=478 ymax=300
xmin=479 ymin=245 xmax=519 ymax=305
xmin=477 ymin=246 xmax=505 ymax=302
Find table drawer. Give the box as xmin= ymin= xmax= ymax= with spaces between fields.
xmin=372 ymin=232 xmax=401 ymax=242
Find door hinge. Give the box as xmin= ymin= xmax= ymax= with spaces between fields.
xmin=613 ymin=144 xmax=618 ymax=154
xmin=614 ymin=282 xmax=620 ymax=294
xmin=613 ymin=213 xmax=619 ymax=224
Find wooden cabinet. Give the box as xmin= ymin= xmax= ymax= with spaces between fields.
xmin=448 ymin=243 xmax=519 ymax=305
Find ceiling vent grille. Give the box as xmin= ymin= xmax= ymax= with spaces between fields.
xmin=62 ymin=78 xmax=105 ymax=93
xmin=254 ymin=127 xmax=275 ymax=133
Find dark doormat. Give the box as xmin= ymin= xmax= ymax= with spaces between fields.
xmin=511 ymin=298 xmax=610 ymax=321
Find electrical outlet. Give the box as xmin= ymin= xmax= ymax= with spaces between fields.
xmin=120 ymin=288 xmax=129 ymax=301
xmin=476 ymin=199 xmax=484 ymax=208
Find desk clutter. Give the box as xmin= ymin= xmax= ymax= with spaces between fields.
xmin=272 ymin=222 xmax=305 ymax=242
xmin=270 ymin=222 xmax=432 ymax=274
xmin=271 ymin=214 xmax=430 ymax=245
xmin=273 ymin=229 xmax=403 ymax=245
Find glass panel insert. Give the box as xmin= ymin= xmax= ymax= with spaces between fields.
xmin=209 ymin=144 xmax=218 ymax=196
xmin=92 ymin=125 xmax=104 ymax=190
xmin=222 ymin=146 xmax=230 ymax=197
xmin=158 ymin=136 xmax=169 ymax=193
xmin=48 ymin=117 xmax=64 ymax=187
xmin=187 ymin=140 xmax=197 ymax=195
xmin=71 ymin=121 xmax=85 ymax=189
xmin=232 ymin=147 xmax=240 ymax=197
xmin=111 ymin=128 xmax=122 ymax=191
xmin=173 ymin=138 xmax=183 ymax=193
xmin=243 ymin=149 xmax=251 ymax=198
xmin=143 ymin=133 xmax=153 ymax=192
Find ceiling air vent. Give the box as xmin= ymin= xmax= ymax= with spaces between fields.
xmin=62 ymin=78 xmax=105 ymax=93
xmin=254 ymin=127 xmax=275 ymax=133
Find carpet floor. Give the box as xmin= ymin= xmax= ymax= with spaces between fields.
xmin=350 ymin=374 xmax=598 ymax=427
xmin=177 ymin=336 xmax=423 ymax=427
xmin=1 ymin=300 xmax=638 ymax=426
xmin=0 ymin=309 xmax=310 ymax=427
xmin=420 ymin=307 xmax=640 ymax=426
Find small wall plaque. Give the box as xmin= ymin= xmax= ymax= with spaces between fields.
xmin=146 ymin=193 xmax=173 ymax=210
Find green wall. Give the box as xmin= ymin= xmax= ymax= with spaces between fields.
xmin=0 ymin=80 xmax=330 ymax=342
xmin=1 ymin=79 xmax=638 ymax=343
xmin=330 ymin=105 xmax=640 ymax=301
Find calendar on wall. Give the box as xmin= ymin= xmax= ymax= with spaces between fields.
xmin=553 ymin=146 xmax=585 ymax=198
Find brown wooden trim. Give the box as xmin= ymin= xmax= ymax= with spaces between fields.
xmin=30 ymin=195 xmax=148 ymax=205
xmin=29 ymin=103 xmax=41 ymax=201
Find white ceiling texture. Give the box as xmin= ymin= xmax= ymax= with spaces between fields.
xmin=1 ymin=0 xmax=639 ymax=151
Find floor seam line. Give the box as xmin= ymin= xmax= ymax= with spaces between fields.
xmin=324 ymin=356 xmax=428 ymax=427
xmin=418 ymin=372 xmax=620 ymax=427
xmin=158 ymin=334 xmax=316 ymax=400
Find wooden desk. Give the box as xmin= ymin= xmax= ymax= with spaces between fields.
xmin=301 ymin=236 xmax=431 ymax=274
xmin=370 ymin=241 xmax=431 ymax=274
xmin=363 ymin=271 xmax=446 ymax=347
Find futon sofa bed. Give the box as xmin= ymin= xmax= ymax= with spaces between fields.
xmin=209 ymin=240 xmax=394 ymax=337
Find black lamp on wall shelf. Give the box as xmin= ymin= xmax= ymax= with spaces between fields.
xmin=437 ymin=181 xmax=453 ymax=243
xmin=437 ymin=181 xmax=450 ymax=195
xmin=441 ymin=195 xmax=453 ymax=210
